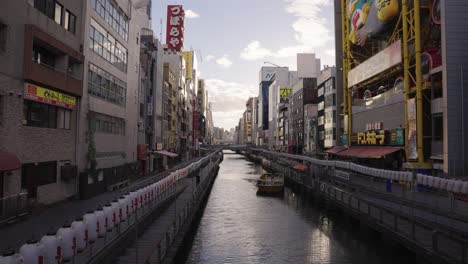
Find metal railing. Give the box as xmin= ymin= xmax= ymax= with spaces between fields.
xmin=0 ymin=192 xmax=29 ymax=225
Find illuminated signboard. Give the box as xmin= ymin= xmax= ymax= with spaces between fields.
xmin=24 ymin=83 xmax=76 ymax=109
xmin=166 ymin=5 xmax=185 ymax=51
xmin=352 ymin=128 xmax=404 ymax=146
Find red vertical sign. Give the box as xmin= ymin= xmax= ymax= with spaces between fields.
xmin=166 ymin=5 xmax=185 ymax=51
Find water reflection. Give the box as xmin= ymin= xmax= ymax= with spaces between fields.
xmin=185 ymin=151 xmax=416 ymax=264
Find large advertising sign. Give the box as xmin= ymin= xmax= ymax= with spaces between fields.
xmin=348 ymin=40 xmax=401 ymax=87
xmin=24 ymin=83 xmax=76 ymax=109
xmin=407 ymin=98 xmax=417 ymax=159
xmin=280 ymin=87 xmax=292 ymax=103
xmin=348 ymin=0 xmax=400 ymax=47
xmin=166 ymin=5 xmax=185 ymax=51
xmin=183 ymin=51 xmax=193 ymax=80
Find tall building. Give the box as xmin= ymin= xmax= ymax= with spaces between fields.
xmin=78 ymin=0 xmax=148 ymax=196
xmin=0 ymin=0 xmax=84 ymax=204
xmin=288 ymin=78 xmax=319 ymax=154
xmin=139 ymin=29 xmax=164 ymax=173
xmin=197 ymin=79 xmax=207 ymax=143
xmin=333 ymin=0 xmax=468 ymax=176
xmin=258 ymin=66 xmax=296 ymax=148
xmin=317 ymin=66 xmax=338 ymax=152
xmin=163 ymin=63 xmax=177 ymax=153
xmin=245 ymin=98 xmax=253 ymax=144
xmin=163 ymin=50 xmax=186 ymax=155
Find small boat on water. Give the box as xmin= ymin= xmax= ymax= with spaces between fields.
xmin=256 ymin=173 xmax=284 ymax=195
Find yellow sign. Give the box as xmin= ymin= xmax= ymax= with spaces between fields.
xmin=280 ymin=87 xmax=292 ymax=98
xmin=183 ymin=51 xmax=193 ymax=80
xmin=357 ymin=130 xmax=385 ymax=145
xmin=24 ymin=83 xmax=76 ymax=109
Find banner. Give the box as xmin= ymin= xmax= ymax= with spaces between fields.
xmin=166 ymin=5 xmax=185 ymax=51
xmin=407 ymin=98 xmax=417 ymax=159
xmin=24 ymin=83 xmax=76 ymax=109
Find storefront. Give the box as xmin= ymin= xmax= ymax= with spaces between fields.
xmin=327 ymin=126 xmax=405 ymax=169
xmin=19 ymin=83 xmax=78 ymax=204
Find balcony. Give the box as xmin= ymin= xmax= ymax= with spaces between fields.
xmin=23 ymin=25 xmax=83 ymax=96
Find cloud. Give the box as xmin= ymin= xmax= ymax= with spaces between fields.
xmin=205 ymin=55 xmax=215 ymax=62
xmin=215 ymin=55 xmax=233 ymax=68
xmin=240 ymin=41 xmax=273 ymax=61
xmin=205 ymin=79 xmax=257 ymax=129
xmin=185 ymin=9 xmax=200 ymax=19
xmin=240 ymin=0 xmax=334 ymax=61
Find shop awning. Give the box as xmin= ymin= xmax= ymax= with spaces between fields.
xmin=335 ymin=146 xmax=402 ymax=159
xmin=0 ymin=152 xmax=21 ymax=171
xmin=154 ymin=150 xmax=178 ymax=158
xmin=325 ymin=146 xmax=347 ymax=154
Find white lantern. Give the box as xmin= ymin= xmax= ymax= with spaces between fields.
xmin=71 ymin=218 xmax=87 ymax=253
xmin=94 ymin=209 xmax=106 ymax=238
xmin=83 ymin=211 xmax=98 ymax=244
xmin=19 ymin=240 xmax=45 ymax=264
xmin=0 ymin=249 xmax=24 ymax=264
xmin=57 ymin=223 xmax=75 ymax=261
xmin=40 ymin=232 xmax=62 ymax=264
xmin=103 ymin=204 xmax=114 ymax=231
xmin=110 ymin=200 xmax=121 ymax=226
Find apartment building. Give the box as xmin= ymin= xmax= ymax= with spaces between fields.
xmin=0 ymin=0 xmax=84 ymax=205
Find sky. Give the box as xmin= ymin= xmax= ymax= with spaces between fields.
xmin=151 ymin=0 xmax=337 ymax=130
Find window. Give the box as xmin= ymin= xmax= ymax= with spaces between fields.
xmin=93 ymin=0 xmax=129 ymax=41
xmin=0 ymin=22 xmax=7 ymax=53
xmin=22 ymin=161 xmax=57 ymax=189
xmin=54 ymin=2 xmax=63 ymax=25
xmin=33 ymin=45 xmax=56 ymax=68
xmin=66 ymin=11 xmax=76 ymax=33
xmin=88 ymin=63 xmax=126 ymax=105
xmin=433 ymin=114 xmax=443 ymax=141
xmin=57 ymin=108 xmax=71 ymax=129
xmin=432 ymin=72 xmax=443 ymax=99
xmin=89 ymin=19 xmax=128 ymax=72
xmin=91 ymin=111 xmax=125 ymax=135
xmin=34 ymin=0 xmax=55 ymax=19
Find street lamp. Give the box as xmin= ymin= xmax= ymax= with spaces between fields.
xmin=263 ymin=61 xmax=285 ymax=68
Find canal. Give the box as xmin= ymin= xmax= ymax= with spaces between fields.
xmin=183 ymin=151 xmax=419 ymax=264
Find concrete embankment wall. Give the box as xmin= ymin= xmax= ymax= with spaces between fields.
xmin=248 ymin=153 xmax=466 ymax=264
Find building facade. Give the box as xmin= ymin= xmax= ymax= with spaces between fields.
xmin=0 ymin=0 xmax=84 ymax=204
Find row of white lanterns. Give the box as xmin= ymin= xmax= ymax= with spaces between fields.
xmin=0 ymin=152 xmax=220 ymax=264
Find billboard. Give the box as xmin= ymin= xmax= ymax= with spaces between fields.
xmin=348 ymin=0 xmax=400 ymax=47
xmin=348 ymin=40 xmax=401 ymax=87
xmin=183 ymin=51 xmax=193 ymax=80
xmin=166 ymin=5 xmax=185 ymax=51
xmin=280 ymin=87 xmax=292 ymax=103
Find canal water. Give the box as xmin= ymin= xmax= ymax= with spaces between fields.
xmin=185 ymin=151 xmax=417 ymax=264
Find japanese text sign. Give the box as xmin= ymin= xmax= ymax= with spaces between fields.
xmin=166 ymin=5 xmax=185 ymax=51
xmin=24 ymin=83 xmax=76 ymax=109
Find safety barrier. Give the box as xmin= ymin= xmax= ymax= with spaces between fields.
xmin=0 ymin=151 xmax=223 ymax=264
